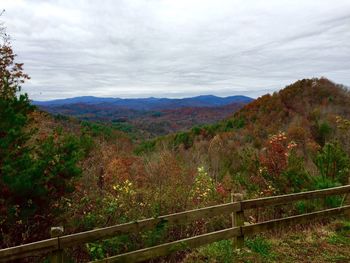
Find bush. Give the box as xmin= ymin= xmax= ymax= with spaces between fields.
xmin=191 ymin=126 xmax=202 ymax=135
xmin=173 ymin=132 xmax=193 ymax=149
xmin=318 ymin=121 xmax=332 ymax=146
xmin=134 ymin=140 xmax=156 ymax=155
xmin=281 ymin=152 xmax=311 ymax=192
xmin=315 ymin=142 xmax=350 ymax=185
xmin=87 ymin=235 xmax=135 ymax=261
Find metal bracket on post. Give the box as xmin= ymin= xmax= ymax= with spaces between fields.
xmin=50 ymin=226 xmax=64 ymax=263
xmin=231 ymin=193 xmax=244 ymax=249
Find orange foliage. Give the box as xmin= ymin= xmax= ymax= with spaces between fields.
xmin=260 ymin=132 xmax=297 ymax=178
xmin=105 ymin=156 xmax=145 ymax=189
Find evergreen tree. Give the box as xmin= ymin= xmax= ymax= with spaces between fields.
xmin=0 ymin=20 xmax=87 ymax=246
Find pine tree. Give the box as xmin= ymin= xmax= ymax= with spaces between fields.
xmin=0 ymin=20 xmax=87 ymax=246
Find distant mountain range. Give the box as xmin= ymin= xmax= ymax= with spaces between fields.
xmin=33 ymin=95 xmax=253 ymax=137
xmin=33 ymin=95 xmax=253 ymax=111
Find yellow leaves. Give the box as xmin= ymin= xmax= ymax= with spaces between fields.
xmin=335 ymin=115 xmax=350 ymax=130
xmin=112 ymin=179 xmax=135 ymax=196
xmin=190 ymin=166 xmax=215 ymax=203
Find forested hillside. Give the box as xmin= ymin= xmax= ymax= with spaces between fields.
xmin=136 ymin=78 xmax=350 ymax=196
xmin=1 ymin=21 xmax=350 ymax=262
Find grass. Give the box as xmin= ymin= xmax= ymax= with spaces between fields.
xmin=183 ymin=218 xmax=350 ymax=263
xmin=245 ymin=236 xmax=275 ymax=260
xmin=185 ymin=240 xmax=235 ymax=263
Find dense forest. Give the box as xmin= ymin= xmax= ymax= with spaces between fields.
xmin=1 ymin=23 xmax=350 ymax=262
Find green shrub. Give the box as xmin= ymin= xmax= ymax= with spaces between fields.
xmin=295 ymin=200 xmax=317 ymax=214
xmin=173 ymin=132 xmax=193 ymax=148
xmin=142 ymin=219 xmax=169 ymax=247
xmin=324 ymin=195 xmax=343 ymax=208
xmin=315 ymin=142 xmax=350 ymax=185
xmin=134 ymin=140 xmax=156 ymax=155
xmin=232 ymin=117 xmax=245 ymax=129
xmin=282 ymin=152 xmax=311 ymax=192
xmin=318 ymin=121 xmax=332 ymax=146
xmin=191 ymin=126 xmax=202 ymax=135
xmin=87 ymin=235 xmax=134 ymax=261
xmin=224 ymin=117 xmax=245 ymax=131
xmin=202 ymin=123 xmax=220 ymax=137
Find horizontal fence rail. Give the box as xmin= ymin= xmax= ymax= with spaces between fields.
xmin=1 ymin=185 xmax=349 ymax=263
xmin=242 ymin=205 xmax=350 ymax=236
xmin=241 ymin=184 xmax=350 ymax=209
xmin=59 ymin=202 xmax=241 ymax=248
xmin=0 ymin=202 xmax=240 ymax=262
xmin=91 ymin=205 xmax=350 ymax=263
xmin=91 ymin=227 xmax=242 ymax=263
xmin=0 ymin=238 xmax=58 ymax=262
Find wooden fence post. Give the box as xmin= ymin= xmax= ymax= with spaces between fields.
xmin=50 ymin=226 xmax=64 ymax=263
xmin=346 ymin=177 xmax=350 ymax=219
xmin=231 ymin=193 xmax=244 ymax=249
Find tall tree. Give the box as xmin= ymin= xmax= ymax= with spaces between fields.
xmin=0 ymin=17 xmax=86 ymax=247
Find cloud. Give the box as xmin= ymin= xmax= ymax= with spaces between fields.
xmin=1 ymin=0 xmax=350 ymax=100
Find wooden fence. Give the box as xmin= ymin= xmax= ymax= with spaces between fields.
xmin=1 ymin=185 xmax=350 ymax=263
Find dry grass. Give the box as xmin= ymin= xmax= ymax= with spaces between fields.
xmin=183 ymin=217 xmax=350 ymax=263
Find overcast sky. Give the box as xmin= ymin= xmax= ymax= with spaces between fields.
xmin=1 ymin=0 xmax=350 ymax=100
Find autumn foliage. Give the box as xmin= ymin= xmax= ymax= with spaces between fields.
xmin=1 ymin=16 xmax=350 ymax=261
